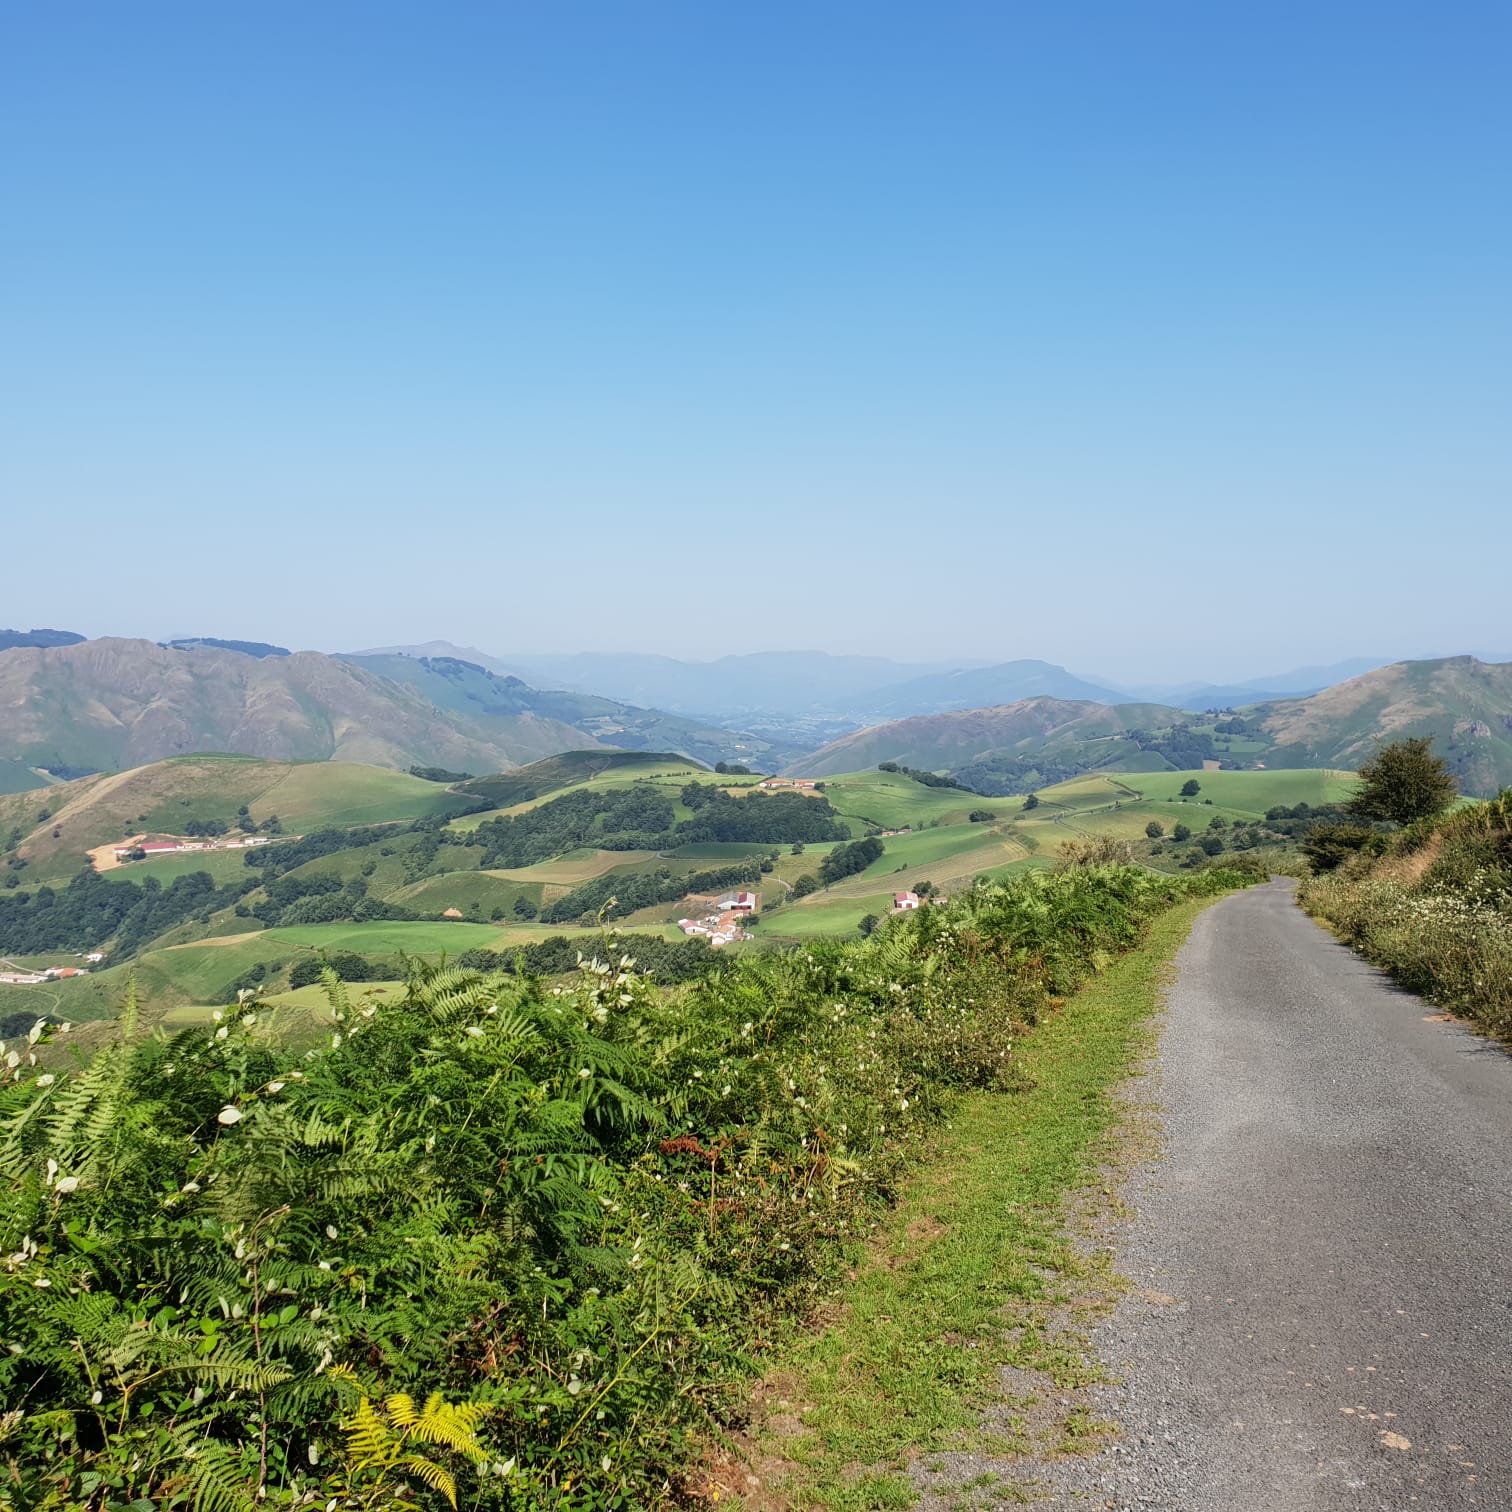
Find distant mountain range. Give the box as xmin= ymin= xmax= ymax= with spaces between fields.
xmin=1253 ymin=656 xmax=1512 ymax=797
xmin=0 ymin=628 xmax=87 ymax=652
xmin=354 ymin=645 xmax=970 ymax=722
xmin=785 ymin=656 xmax=1512 ymax=797
xmin=338 ymin=652 xmax=798 ymax=770
xmin=8 ymin=633 xmax=1511 ymax=797
xmin=357 ymin=645 xmax=1130 ymax=725
xmin=782 ymin=699 xmax=1186 ymax=780
xmin=0 ymin=639 xmax=575 ymax=776
xmin=0 ymin=639 xmax=799 ymax=786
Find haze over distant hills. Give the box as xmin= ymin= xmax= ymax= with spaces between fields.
xmin=0 ymin=639 xmax=582 ymax=778
xmin=338 ymin=652 xmax=796 ymax=770
xmin=787 ymin=656 xmax=1512 ymax=797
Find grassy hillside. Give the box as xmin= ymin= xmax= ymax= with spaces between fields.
xmin=2 ymin=756 xmax=477 ymax=882
xmin=786 ymin=658 xmax=1512 ymax=799
xmin=0 ymin=758 xmax=52 ymax=795
xmin=454 ymin=750 xmax=714 ymax=809
xmin=1254 ymin=656 xmax=1512 ymax=796
xmin=783 ymin=698 xmax=1190 ymax=780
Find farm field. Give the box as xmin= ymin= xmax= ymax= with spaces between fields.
xmin=100 ymin=848 xmax=254 ymax=887
xmin=820 ymin=771 xmax=1020 ymax=832
xmin=387 ymin=870 xmax=541 ymax=916
xmin=753 ymin=891 xmax=898 ymax=939
xmin=487 ymin=848 xmax=660 ymax=884
xmin=265 ymin=918 xmax=684 ymax=955
xmin=1099 ymin=768 xmax=1355 ymax=812
xmin=4 ymin=756 xmax=479 ymax=883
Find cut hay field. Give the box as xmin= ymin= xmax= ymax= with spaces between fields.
xmin=265 ymin=920 xmax=514 ymax=954
xmin=487 ymin=848 xmax=660 ymax=884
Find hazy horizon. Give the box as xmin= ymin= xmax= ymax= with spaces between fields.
xmin=7 ymin=621 xmax=1510 ymax=694
xmin=4 ymin=5 xmax=1508 ymax=679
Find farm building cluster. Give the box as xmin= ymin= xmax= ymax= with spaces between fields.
xmin=112 ymin=836 xmax=272 ymax=862
xmin=0 ymin=953 xmax=104 ymax=986
xmin=756 ymin=778 xmax=817 ymax=790
xmin=677 ymin=890 xmax=756 ymax=947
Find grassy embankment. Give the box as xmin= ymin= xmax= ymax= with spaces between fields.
xmin=727 ymin=895 xmax=1213 ymax=1510
xmin=1301 ymin=789 xmax=1512 ymax=1042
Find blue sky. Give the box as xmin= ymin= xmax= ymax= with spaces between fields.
xmin=2 ymin=2 xmax=1508 ymax=680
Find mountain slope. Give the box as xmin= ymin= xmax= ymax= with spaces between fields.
xmin=783 ymin=699 xmax=1188 ymax=778
xmin=0 ymin=628 xmax=86 ymax=651
xmin=853 ymin=660 xmax=1126 ymax=718
xmin=340 ymin=653 xmax=794 ymax=768
xmin=0 ymin=639 xmax=589 ymax=775
xmin=357 ymin=644 xmax=973 ymax=722
xmin=1254 ymin=656 xmax=1512 ymax=795
xmin=0 ymin=756 xmax=478 ymax=880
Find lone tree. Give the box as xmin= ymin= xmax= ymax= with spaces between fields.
xmin=1180 ymin=778 xmax=1201 ymax=797
xmin=1345 ymin=737 xmax=1458 ymax=826
xmin=1022 ymin=792 xmax=1040 ymax=810
xmin=1145 ymin=820 xmax=1164 ymax=839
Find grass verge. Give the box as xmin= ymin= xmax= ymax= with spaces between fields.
xmin=728 ymin=895 xmax=1214 ymax=1511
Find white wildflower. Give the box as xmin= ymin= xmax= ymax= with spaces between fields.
xmin=36 ymin=1073 xmax=55 ymax=1088
xmin=216 ymin=1105 xmax=243 ymax=1125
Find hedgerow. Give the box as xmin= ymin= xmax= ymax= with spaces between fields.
xmin=1300 ymin=789 xmax=1512 ymax=1041
xmin=1 ymin=863 xmax=1246 ymax=1510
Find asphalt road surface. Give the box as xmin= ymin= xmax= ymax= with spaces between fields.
xmin=1066 ymin=879 xmax=1512 ymax=1510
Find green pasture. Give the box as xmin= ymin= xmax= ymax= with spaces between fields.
xmin=266 ymin=920 xmax=512 ymax=954
xmin=0 ymin=758 xmax=49 ymax=795
xmin=820 ymin=771 xmax=1020 ymax=832
xmin=244 ymin=762 xmax=478 ymax=828
xmin=264 ymin=918 xmax=681 ymax=955
xmin=102 ymin=848 xmax=254 ymax=887
xmin=819 ymin=831 xmax=1029 ymax=899
xmin=665 ymin=841 xmax=775 ymax=861
xmin=753 ymin=892 xmax=897 ymax=939
xmin=388 ymin=870 xmax=542 ymax=916
xmin=1052 ymin=767 xmax=1355 ymax=816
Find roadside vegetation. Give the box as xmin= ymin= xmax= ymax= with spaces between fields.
xmin=1300 ymin=740 xmax=1512 ymax=1042
xmin=1 ymin=863 xmax=1249 ymax=1510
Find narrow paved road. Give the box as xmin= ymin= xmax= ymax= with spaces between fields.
xmin=1066 ymin=880 xmax=1512 ymax=1510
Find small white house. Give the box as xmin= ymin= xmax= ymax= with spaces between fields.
xmin=894 ymin=891 xmax=921 ymax=911
xmin=717 ymin=891 xmax=757 ymax=912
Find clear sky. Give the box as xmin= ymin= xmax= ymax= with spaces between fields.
xmin=2 ymin=2 xmax=1508 ymax=681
